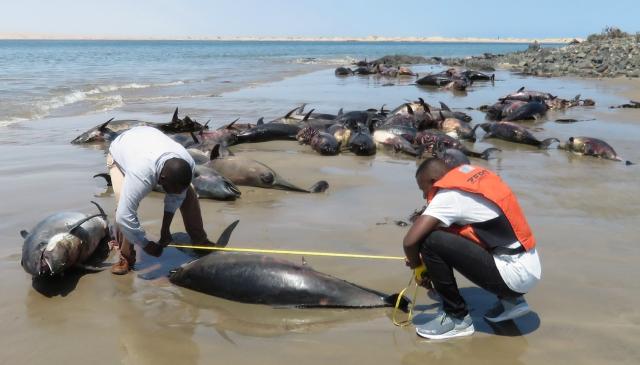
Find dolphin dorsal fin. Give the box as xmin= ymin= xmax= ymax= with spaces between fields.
xmin=418 ymin=98 xmax=430 ymax=113
xmin=171 ymin=107 xmax=179 ymax=123
xmin=573 ymin=94 xmax=581 ymax=101
xmin=439 ymin=102 xmax=451 ymax=111
xmin=190 ymin=132 xmax=199 ymax=144
xmin=20 ymin=230 xmax=28 ymax=239
xmin=225 ymin=118 xmax=240 ymax=130
xmin=380 ymin=104 xmax=387 ymax=113
xmin=337 ymin=108 xmax=343 ymax=116
xmin=302 ymin=109 xmax=315 ymax=122
xmin=284 ymin=107 xmax=299 ymax=119
xmin=210 ymin=144 xmax=221 ymax=160
xmin=98 ymin=118 xmax=115 ymax=132
xmin=257 ymin=117 xmax=264 ymax=125
xmin=405 ymin=104 xmax=414 ymax=115
xmin=517 ymin=86 xmax=525 ymax=93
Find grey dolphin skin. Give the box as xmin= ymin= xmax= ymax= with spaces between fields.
xmin=502 ymin=101 xmax=548 ymax=121
xmin=347 ymin=127 xmax=377 ymax=156
xmin=480 ymin=122 xmax=559 ymax=148
xmin=192 ymin=165 xmax=242 ymax=200
xmin=235 ymin=123 xmax=301 ymax=143
xmin=21 ymin=202 xmax=109 ymax=277
xmin=206 ymin=145 xmax=329 ymax=193
xmin=169 ymin=252 xmax=409 ymax=309
xmin=559 ymin=136 xmax=633 ymax=165
xmin=93 ymin=165 xmax=241 ymax=201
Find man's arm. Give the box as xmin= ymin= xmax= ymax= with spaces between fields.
xmin=159 ymin=211 xmax=175 ymax=245
xmin=402 ymin=215 xmax=442 ymax=268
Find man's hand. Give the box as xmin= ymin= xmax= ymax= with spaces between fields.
xmin=143 ymin=241 xmax=165 ymax=257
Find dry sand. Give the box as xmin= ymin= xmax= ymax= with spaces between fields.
xmin=0 ymin=69 xmax=639 ymax=365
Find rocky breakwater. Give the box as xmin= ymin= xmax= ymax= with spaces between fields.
xmin=499 ymin=29 xmax=640 ymax=78
xmin=349 ymin=28 xmax=639 ymax=79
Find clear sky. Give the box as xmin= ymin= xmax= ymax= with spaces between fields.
xmin=2 ymin=0 xmax=638 ymax=38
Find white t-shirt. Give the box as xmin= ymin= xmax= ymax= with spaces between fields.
xmin=423 ymin=189 xmax=541 ymax=294
xmin=109 ymin=126 xmax=195 ymax=245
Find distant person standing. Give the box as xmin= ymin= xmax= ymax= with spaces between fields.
xmin=403 ymin=158 xmax=541 ymax=339
xmin=107 ymin=126 xmax=214 ymax=274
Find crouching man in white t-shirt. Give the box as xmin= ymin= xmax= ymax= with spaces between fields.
xmin=403 ymin=158 xmax=541 ymax=340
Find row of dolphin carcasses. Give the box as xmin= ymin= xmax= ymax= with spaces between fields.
xmin=74 ymin=87 xmax=630 ymax=203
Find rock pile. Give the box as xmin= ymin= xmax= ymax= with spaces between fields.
xmin=372 ymin=28 xmax=640 ymax=78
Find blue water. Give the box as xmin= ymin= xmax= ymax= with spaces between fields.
xmin=0 ymin=40 xmax=538 ymax=125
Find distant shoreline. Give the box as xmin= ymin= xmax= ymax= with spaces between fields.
xmin=0 ymin=33 xmax=577 ymax=44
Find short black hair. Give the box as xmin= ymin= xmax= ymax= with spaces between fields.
xmin=162 ymin=158 xmax=192 ymax=188
xmin=415 ymin=157 xmax=445 ymax=178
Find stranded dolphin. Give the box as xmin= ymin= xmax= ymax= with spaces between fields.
xmin=169 ymin=252 xmax=409 ymax=309
xmin=21 ymin=202 xmax=110 ymax=277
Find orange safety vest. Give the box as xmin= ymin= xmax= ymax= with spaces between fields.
xmin=426 ymin=165 xmax=536 ymax=251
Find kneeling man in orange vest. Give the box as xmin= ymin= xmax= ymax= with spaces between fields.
xmin=403 ymin=158 xmax=541 ymax=340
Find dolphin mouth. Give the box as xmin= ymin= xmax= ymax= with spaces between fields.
xmin=38 ymin=251 xmax=52 ymax=276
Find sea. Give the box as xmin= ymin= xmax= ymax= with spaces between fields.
xmin=0 ymin=40 xmax=539 ymax=126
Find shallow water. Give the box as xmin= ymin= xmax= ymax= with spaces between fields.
xmin=1 ymin=55 xmax=640 ymax=364
xmin=0 ymin=40 xmax=540 ymax=125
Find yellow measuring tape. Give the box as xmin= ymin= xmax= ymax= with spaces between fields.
xmin=167 ymin=244 xmax=405 ymax=260
xmin=392 ymin=275 xmax=419 ymax=327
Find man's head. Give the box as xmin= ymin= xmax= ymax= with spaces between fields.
xmin=415 ymin=158 xmax=449 ymax=199
xmin=158 ymin=158 xmax=192 ymax=194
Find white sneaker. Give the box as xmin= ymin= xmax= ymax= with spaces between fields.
xmin=484 ymin=296 xmax=531 ymax=323
xmin=416 ymin=311 xmax=475 ymax=340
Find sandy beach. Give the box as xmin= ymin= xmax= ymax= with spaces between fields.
xmin=1 ymin=63 xmax=639 ymax=365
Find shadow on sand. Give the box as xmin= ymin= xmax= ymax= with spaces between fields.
xmin=411 ymin=286 xmax=541 ymax=336
xmin=30 ymin=241 xmax=114 ymax=298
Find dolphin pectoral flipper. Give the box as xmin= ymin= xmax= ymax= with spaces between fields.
xmin=67 ymin=213 xmax=107 ymax=234
xmin=93 ymin=173 xmax=112 ymax=186
xmin=90 ymin=201 xmax=107 ymax=217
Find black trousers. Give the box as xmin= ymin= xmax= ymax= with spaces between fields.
xmin=420 ymin=230 xmax=521 ymax=318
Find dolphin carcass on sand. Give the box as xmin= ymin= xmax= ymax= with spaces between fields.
xmin=21 ymin=202 xmax=110 ymax=277
xmin=169 ymin=252 xmax=409 ymax=309
xmin=205 ymin=145 xmax=329 ymax=193
xmin=70 ymin=108 xmax=208 ymax=144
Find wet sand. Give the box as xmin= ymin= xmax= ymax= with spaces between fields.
xmin=1 ymin=68 xmax=639 ymax=364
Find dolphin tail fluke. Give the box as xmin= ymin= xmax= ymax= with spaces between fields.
xmin=384 ymin=293 xmax=410 ymax=312
xmin=309 ymin=180 xmax=329 ymax=193
xmin=93 ymin=173 xmax=112 ymax=186
xmin=539 ymin=138 xmax=560 ymax=149
xmin=480 ymin=147 xmax=501 ymax=160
